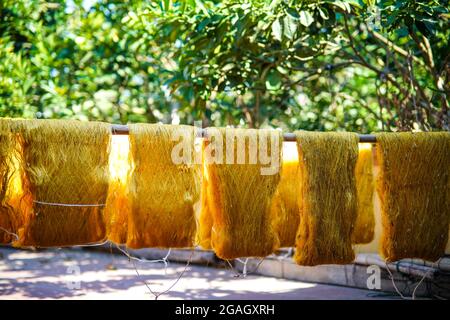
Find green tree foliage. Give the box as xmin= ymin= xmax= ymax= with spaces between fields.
xmin=1 ymin=0 xmax=448 ymax=131
xmin=0 ymin=0 xmax=181 ymax=123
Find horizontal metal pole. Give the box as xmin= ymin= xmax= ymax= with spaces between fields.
xmin=111 ymin=124 xmax=377 ymax=143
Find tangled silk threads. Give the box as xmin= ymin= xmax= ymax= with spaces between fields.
xmin=200 ymin=128 xmax=282 ymax=259
xmin=127 ymin=124 xmax=201 ymax=249
xmin=376 ymin=132 xmax=450 ymax=262
xmin=294 ymin=131 xmax=359 ymax=266
xmin=16 ymin=120 xmax=111 ymax=247
xmin=0 ymin=119 xmax=23 ymax=244
xmin=271 ymin=142 xmax=300 ymax=247
xmin=352 ymin=144 xmax=375 ymax=244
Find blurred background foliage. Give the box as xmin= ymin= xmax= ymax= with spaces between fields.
xmin=0 ymin=0 xmax=448 ymax=131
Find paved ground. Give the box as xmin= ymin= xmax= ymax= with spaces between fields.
xmin=0 ymin=247 xmax=393 ymax=300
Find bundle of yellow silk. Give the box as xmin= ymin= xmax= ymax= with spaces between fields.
xmin=195 ymin=140 xmax=213 ymax=249
xmin=376 ymin=132 xmax=450 ymax=262
xmin=270 ymin=142 xmax=300 ymax=247
xmin=294 ymin=131 xmax=359 ymax=266
xmin=271 ymin=143 xmax=375 ymax=248
xmin=104 ymin=135 xmax=131 ymax=244
xmin=352 ymin=144 xmax=375 ymax=244
xmin=0 ymin=119 xmax=23 ymax=244
xmin=202 ymin=128 xmax=281 ymax=259
xmin=127 ymin=124 xmax=201 ymax=248
xmin=16 ymin=120 xmax=111 ymax=247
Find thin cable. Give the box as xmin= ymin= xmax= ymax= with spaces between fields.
xmin=226 ymin=257 xmax=266 ymax=278
xmin=276 ymin=248 xmax=294 ymax=260
xmin=33 ymin=200 xmax=105 ymax=207
xmin=225 ymin=260 xmax=242 ymax=278
xmin=385 ymin=261 xmax=410 ymax=300
xmin=412 ymin=258 xmax=440 ymax=300
xmin=385 ymin=259 xmax=437 ymax=300
xmin=131 ymin=249 xmax=193 ymax=300
xmin=70 ymin=239 xmax=109 ymax=248
xmin=0 ymin=226 xmax=19 ymax=242
xmin=115 ymin=244 xmax=171 ymax=267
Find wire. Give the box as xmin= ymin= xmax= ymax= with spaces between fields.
xmin=226 ymin=257 xmax=266 ymax=278
xmin=33 ymin=200 xmax=105 ymax=207
xmin=0 ymin=226 xmax=19 ymax=242
xmin=115 ymin=244 xmax=171 ymax=267
xmin=128 ymin=248 xmax=193 ymax=300
xmin=384 ymin=258 xmax=440 ymax=300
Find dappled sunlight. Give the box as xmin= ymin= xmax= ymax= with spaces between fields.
xmin=3 ymin=247 xmax=390 ymax=300
xmin=358 ymin=143 xmax=372 ymax=151
xmin=109 ymin=135 xmax=130 ymax=181
xmin=282 ymin=142 xmax=298 ymax=164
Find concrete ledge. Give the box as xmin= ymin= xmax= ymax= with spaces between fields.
xmin=87 ymin=243 xmax=222 ymax=267
xmin=32 ymin=243 xmax=450 ymax=298
xmin=126 ymin=247 xmax=221 ymax=266
xmin=96 ymin=244 xmax=450 ymax=298
xmin=234 ymin=253 xmax=450 ymax=299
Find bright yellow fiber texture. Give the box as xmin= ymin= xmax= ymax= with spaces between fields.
xmin=127 ymin=124 xmax=201 ymax=249
xmin=271 ymin=142 xmax=300 ymax=247
xmin=203 ymin=128 xmax=281 ymax=259
xmin=104 ymin=135 xmax=131 ymax=244
xmin=16 ymin=119 xmax=111 ymax=247
xmin=272 ymin=143 xmax=375 ymax=248
xmin=0 ymin=119 xmax=23 ymax=244
xmin=195 ymin=140 xmax=213 ymax=249
xmin=294 ymin=131 xmax=359 ymax=266
xmin=376 ymin=132 xmax=450 ymax=262
xmin=352 ymin=144 xmax=375 ymax=244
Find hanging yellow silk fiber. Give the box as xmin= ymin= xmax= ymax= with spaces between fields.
xmin=376 ymin=132 xmax=450 ymax=262
xmin=294 ymin=131 xmax=359 ymax=266
xmin=270 ymin=142 xmax=300 ymax=247
xmin=0 ymin=119 xmax=23 ymax=244
xmin=352 ymin=144 xmax=375 ymax=244
xmin=104 ymin=135 xmax=131 ymax=244
xmin=271 ymin=143 xmax=375 ymax=248
xmin=127 ymin=124 xmax=201 ymax=248
xmin=201 ymin=128 xmax=281 ymax=259
xmin=196 ymin=140 xmax=213 ymax=249
xmin=16 ymin=119 xmax=111 ymax=247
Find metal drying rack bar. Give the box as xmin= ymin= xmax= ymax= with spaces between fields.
xmin=110 ymin=124 xmax=377 ymax=143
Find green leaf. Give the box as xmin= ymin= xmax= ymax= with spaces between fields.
xmin=318 ymin=7 xmax=329 ymax=20
xmin=222 ymin=63 xmax=235 ymax=72
xmin=283 ymin=15 xmax=297 ymax=40
xmin=265 ymin=69 xmax=282 ymax=90
xmin=299 ymin=11 xmax=314 ymax=27
xmin=332 ymin=1 xmax=351 ymax=13
xmin=195 ymin=0 xmax=209 ymax=16
xmin=286 ymin=8 xmax=300 ymax=20
xmin=271 ymin=17 xmax=283 ymax=41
